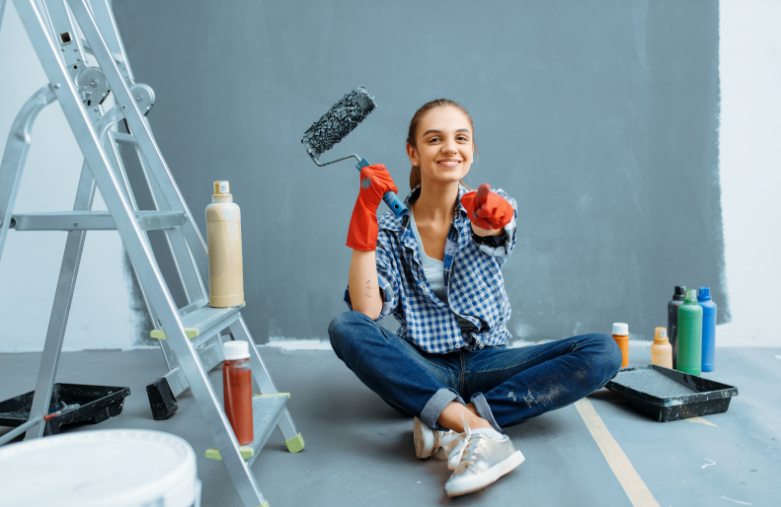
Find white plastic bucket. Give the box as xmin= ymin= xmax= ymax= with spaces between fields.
xmin=0 ymin=429 xmax=201 ymax=507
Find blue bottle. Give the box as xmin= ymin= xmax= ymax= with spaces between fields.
xmin=698 ymin=287 xmax=717 ymax=372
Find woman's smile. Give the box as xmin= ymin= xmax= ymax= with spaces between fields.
xmin=437 ymin=158 xmax=462 ymax=168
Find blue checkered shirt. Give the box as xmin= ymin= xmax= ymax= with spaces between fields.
xmin=344 ymin=184 xmax=517 ymax=354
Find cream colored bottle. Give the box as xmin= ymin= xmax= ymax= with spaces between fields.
xmin=206 ymin=181 xmax=244 ymax=307
xmin=651 ymin=327 xmax=673 ymax=368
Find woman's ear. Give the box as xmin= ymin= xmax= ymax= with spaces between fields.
xmin=406 ymin=143 xmax=418 ymax=165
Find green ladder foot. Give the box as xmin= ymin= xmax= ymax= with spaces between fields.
xmin=285 ymin=432 xmax=305 ymax=453
xmin=205 ymin=445 xmax=254 ymax=461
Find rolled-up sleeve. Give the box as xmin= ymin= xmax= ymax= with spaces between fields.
xmin=343 ymin=229 xmax=399 ymax=320
xmin=470 ymin=188 xmax=518 ymax=261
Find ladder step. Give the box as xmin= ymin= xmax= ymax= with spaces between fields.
xmin=150 ymin=304 xmax=244 ymax=343
xmin=10 ymin=211 xmax=186 ymax=231
xmin=205 ymin=394 xmax=289 ymax=465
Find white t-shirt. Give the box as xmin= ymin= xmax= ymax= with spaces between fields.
xmin=409 ymin=209 xmax=447 ymax=303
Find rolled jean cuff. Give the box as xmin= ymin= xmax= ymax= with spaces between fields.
xmin=420 ymin=388 xmax=464 ymax=430
xmin=470 ymin=392 xmax=502 ymax=432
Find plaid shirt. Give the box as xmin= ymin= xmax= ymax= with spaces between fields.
xmin=345 ymin=184 xmax=518 ymax=354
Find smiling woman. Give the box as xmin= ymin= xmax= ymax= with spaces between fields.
xmin=328 ymin=98 xmax=623 ymax=498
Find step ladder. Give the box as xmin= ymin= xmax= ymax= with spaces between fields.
xmin=0 ymin=1 xmax=303 ymax=505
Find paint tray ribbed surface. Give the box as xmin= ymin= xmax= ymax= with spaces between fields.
xmin=605 ymin=365 xmax=739 ymax=422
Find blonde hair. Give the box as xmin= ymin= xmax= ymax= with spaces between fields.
xmin=407 ymin=99 xmax=478 ymax=190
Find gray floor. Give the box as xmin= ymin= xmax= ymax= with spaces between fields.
xmin=1 ymin=346 xmax=778 ymax=506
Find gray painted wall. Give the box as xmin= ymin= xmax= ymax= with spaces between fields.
xmin=113 ymin=0 xmax=726 ymax=343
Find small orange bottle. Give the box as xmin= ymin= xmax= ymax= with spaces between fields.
xmin=612 ymin=323 xmax=629 ymax=367
xmin=222 ymin=341 xmax=254 ymax=445
xmin=651 ymin=327 xmax=673 ymax=368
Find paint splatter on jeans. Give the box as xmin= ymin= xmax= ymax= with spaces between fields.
xmin=328 ymin=311 xmax=623 ymax=431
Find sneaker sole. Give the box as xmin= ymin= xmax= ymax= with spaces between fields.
xmin=413 ymin=417 xmax=435 ymax=459
xmin=444 ymin=450 xmax=525 ymax=497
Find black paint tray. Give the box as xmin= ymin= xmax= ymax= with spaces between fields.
xmin=605 ymin=365 xmax=738 ymax=422
xmin=0 ymin=383 xmax=131 ymax=441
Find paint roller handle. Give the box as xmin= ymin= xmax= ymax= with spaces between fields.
xmin=356 ymin=159 xmax=408 ymax=217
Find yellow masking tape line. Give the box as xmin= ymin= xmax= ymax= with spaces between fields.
xmin=575 ymin=398 xmax=660 ymax=507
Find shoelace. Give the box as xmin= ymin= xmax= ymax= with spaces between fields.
xmin=447 ymin=419 xmax=478 ymax=469
xmin=449 ymin=433 xmax=488 ymax=470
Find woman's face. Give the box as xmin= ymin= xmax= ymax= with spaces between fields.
xmin=407 ymin=106 xmax=474 ymax=186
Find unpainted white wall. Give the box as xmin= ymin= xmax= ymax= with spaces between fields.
xmin=0 ymin=1 xmax=141 ymax=352
xmin=718 ymin=0 xmax=781 ymax=346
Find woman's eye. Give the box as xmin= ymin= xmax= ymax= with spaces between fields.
xmin=429 ymin=137 xmax=440 ymax=143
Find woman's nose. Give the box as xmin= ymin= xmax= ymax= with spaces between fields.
xmin=441 ymin=143 xmax=457 ymax=155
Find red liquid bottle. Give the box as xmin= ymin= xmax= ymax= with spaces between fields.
xmin=223 ymin=341 xmax=253 ymax=445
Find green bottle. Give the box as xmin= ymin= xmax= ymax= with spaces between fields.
xmin=676 ymin=289 xmax=703 ymax=376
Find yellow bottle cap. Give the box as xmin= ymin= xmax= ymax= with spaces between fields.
xmin=654 ymin=327 xmax=668 ymax=342
xmin=213 ymin=181 xmax=230 ymax=195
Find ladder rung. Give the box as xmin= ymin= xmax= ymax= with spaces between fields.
xmin=150 ymin=304 xmax=244 ymax=342
xmin=205 ymin=394 xmax=289 ymax=465
xmin=10 ymin=211 xmax=186 ymax=231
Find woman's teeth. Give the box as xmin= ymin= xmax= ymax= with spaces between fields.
xmin=438 ymin=160 xmax=460 ymax=167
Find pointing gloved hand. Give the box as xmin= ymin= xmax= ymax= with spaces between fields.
xmin=460 ymin=183 xmax=514 ymax=231
xmin=346 ymin=164 xmax=399 ymax=250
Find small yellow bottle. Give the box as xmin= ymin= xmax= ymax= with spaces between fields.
xmin=651 ymin=327 xmax=673 ymax=368
xmin=206 ymin=181 xmax=244 ymax=307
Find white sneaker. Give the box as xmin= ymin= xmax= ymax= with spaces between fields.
xmin=413 ymin=416 xmax=465 ymax=460
xmin=444 ymin=421 xmax=525 ymax=497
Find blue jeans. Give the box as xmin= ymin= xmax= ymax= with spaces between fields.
xmin=328 ymin=311 xmax=623 ymax=432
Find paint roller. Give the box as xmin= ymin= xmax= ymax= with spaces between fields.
xmin=301 ymin=87 xmax=408 ymax=217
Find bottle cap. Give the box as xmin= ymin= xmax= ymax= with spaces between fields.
xmin=698 ymin=286 xmax=711 ymax=301
xmin=223 ymin=340 xmax=249 ymax=360
xmin=673 ymin=285 xmax=686 ymax=300
xmin=654 ymin=327 xmax=668 ymax=342
xmin=612 ymin=323 xmax=628 ymax=336
xmin=684 ymin=289 xmax=698 ymax=304
xmin=213 ymin=181 xmax=231 ymax=195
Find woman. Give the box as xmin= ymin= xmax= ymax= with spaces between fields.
xmin=328 ymin=99 xmax=622 ymax=497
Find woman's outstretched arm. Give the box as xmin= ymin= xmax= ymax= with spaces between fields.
xmin=348 ymin=249 xmax=383 ymax=320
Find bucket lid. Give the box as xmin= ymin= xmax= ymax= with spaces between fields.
xmin=612 ymin=323 xmax=628 ymax=336
xmin=223 ymin=340 xmax=250 ymax=360
xmin=0 ymin=429 xmax=198 ymax=507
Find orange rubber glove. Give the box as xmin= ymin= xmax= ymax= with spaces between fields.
xmin=460 ymin=183 xmax=514 ymax=231
xmin=346 ymin=164 xmax=399 ymax=250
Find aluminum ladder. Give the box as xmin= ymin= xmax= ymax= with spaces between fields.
xmin=0 ymin=1 xmax=303 ymax=505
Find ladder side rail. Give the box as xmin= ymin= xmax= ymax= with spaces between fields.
xmin=0 ymin=86 xmax=57 ymax=264
xmin=105 ymin=130 xmax=186 ymax=382
xmin=25 ymin=164 xmax=96 ymax=439
xmin=119 ymin=133 xmax=207 ymax=305
xmin=42 ymin=0 xmax=86 ymax=79
xmin=65 ymin=0 xmax=210 ymax=288
xmin=85 ymin=0 xmax=134 ymax=83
